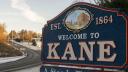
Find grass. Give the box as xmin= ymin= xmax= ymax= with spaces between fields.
xmin=0 ymin=43 xmax=22 ymax=57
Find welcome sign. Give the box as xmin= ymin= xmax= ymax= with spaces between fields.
xmin=41 ymin=2 xmax=128 ymax=71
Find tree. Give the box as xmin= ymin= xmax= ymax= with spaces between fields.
xmin=18 ymin=30 xmax=38 ymax=42
xmin=26 ymin=31 xmax=33 ymax=42
xmin=95 ymin=0 xmax=128 ymax=12
xmin=19 ymin=29 xmax=27 ymax=41
xmin=32 ymin=32 xmax=38 ymax=38
xmin=9 ymin=30 xmax=17 ymax=40
xmin=32 ymin=39 xmax=37 ymax=46
xmin=0 ymin=23 xmax=7 ymax=43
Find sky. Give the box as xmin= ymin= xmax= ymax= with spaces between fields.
xmin=0 ymin=0 xmax=95 ymax=33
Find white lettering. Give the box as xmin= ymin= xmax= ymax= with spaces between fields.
xmin=97 ymin=41 xmax=117 ymax=62
xmin=79 ymin=41 xmax=95 ymax=61
xmin=62 ymin=42 xmax=77 ymax=60
xmin=58 ymin=33 xmax=87 ymax=40
xmin=46 ymin=41 xmax=117 ymax=62
xmin=47 ymin=43 xmax=60 ymax=59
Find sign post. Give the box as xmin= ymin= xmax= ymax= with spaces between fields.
xmin=41 ymin=2 xmax=128 ymax=72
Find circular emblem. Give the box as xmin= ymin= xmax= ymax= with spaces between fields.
xmin=64 ymin=8 xmax=93 ymax=32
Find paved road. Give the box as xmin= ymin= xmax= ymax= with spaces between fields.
xmin=0 ymin=42 xmax=41 ymax=72
xmin=14 ymin=65 xmax=40 ymax=72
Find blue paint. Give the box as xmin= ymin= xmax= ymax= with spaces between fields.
xmin=41 ymin=2 xmax=127 ymax=71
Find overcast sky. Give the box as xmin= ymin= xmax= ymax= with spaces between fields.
xmin=0 ymin=0 xmax=95 ymax=33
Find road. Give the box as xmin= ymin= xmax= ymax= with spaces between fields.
xmin=0 ymin=42 xmax=41 ymax=72
xmin=13 ymin=65 xmax=40 ymax=72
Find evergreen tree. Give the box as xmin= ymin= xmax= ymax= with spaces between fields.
xmin=95 ymin=0 xmax=128 ymax=13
